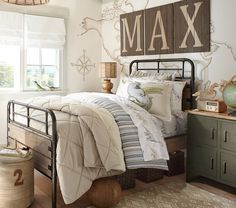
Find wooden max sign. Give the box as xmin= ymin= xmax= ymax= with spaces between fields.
xmin=120 ymin=0 xmax=210 ymax=56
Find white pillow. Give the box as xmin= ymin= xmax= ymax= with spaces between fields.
xmin=130 ymin=71 xmax=175 ymax=81
xmin=164 ymin=81 xmax=187 ymax=112
xmin=116 ymin=74 xmax=132 ymax=98
xmin=116 ymin=72 xmax=172 ymax=97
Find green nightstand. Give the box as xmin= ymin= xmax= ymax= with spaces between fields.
xmin=187 ymin=110 xmax=236 ymax=188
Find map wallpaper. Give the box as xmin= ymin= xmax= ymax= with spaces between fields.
xmin=80 ymin=0 xmax=236 ymax=93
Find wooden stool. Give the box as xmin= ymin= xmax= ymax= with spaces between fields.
xmin=87 ymin=178 xmax=122 ymax=208
xmin=0 ymin=155 xmax=34 ymax=208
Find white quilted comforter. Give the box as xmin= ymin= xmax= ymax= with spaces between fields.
xmin=18 ymin=93 xmax=168 ymax=204
xmin=22 ymin=95 xmax=125 ymax=204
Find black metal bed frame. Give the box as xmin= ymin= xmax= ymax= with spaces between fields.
xmin=7 ymin=58 xmax=195 ymax=208
xmin=7 ymin=101 xmax=58 ymax=208
xmin=129 ymin=58 xmax=195 ymax=109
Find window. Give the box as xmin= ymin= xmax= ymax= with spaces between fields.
xmin=0 ymin=11 xmax=66 ymax=91
xmin=25 ymin=48 xmax=60 ymax=90
xmin=0 ymin=45 xmax=20 ymax=89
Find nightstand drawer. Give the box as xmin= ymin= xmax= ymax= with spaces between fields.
xmin=220 ymin=152 xmax=236 ymax=187
xmin=220 ymin=121 xmax=236 ymax=152
xmin=188 ymin=115 xmax=217 ymax=147
xmin=189 ymin=146 xmax=217 ymax=178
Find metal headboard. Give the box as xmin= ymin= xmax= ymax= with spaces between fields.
xmin=129 ymin=58 xmax=195 ymax=109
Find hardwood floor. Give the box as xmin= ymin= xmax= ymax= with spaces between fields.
xmin=30 ymin=170 xmax=236 ymax=208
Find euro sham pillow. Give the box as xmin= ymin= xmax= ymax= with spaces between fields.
xmin=134 ymin=82 xmax=172 ymax=121
xmin=116 ymin=76 xmax=173 ymax=121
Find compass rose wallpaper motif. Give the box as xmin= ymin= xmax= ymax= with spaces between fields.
xmin=71 ymin=50 xmax=96 ymax=81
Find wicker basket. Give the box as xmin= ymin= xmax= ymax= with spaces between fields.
xmin=136 ymin=168 xmax=164 ymax=183
xmin=115 ymin=169 xmax=136 ymax=190
xmin=165 ymin=151 xmax=185 ymax=176
xmin=0 ymin=155 xmax=34 ymax=208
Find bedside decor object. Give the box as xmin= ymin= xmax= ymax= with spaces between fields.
xmin=2 ymin=0 xmax=49 ymax=5
xmin=197 ymin=100 xmax=227 ymax=113
xmin=0 ymin=153 xmax=34 ymax=208
xmin=99 ymin=62 xmax=117 ymax=93
xmin=221 ymin=75 xmax=236 ymax=114
xmin=193 ymin=82 xmax=219 ymax=101
xmin=193 ymin=82 xmax=227 ymax=113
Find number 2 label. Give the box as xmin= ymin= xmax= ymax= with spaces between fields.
xmin=14 ymin=169 xmax=24 ymax=186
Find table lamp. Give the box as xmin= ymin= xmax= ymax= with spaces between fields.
xmin=99 ymin=62 xmax=117 ymax=93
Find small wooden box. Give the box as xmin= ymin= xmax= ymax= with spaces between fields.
xmin=0 ymin=155 xmax=34 ymax=208
xmin=165 ymin=151 xmax=185 ymax=176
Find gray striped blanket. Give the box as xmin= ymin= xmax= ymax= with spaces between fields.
xmin=94 ymin=97 xmax=168 ymax=170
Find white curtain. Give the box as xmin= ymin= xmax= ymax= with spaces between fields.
xmin=0 ymin=11 xmax=23 ymax=45
xmin=0 ymin=11 xmax=66 ymax=47
xmin=25 ymin=15 xmax=66 ymax=48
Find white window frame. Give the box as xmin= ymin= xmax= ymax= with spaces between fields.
xmin=23 ymin=47 xmax=63 ymax=91
xmin=0 ymin=44 xmax=21 ymax=91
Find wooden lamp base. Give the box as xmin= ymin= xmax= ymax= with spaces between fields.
xmin=102 ymin=79 xmax=113 ymax=93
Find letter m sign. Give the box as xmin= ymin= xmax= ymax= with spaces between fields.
xmin=120 ymin=10 xmax=144 ymax=56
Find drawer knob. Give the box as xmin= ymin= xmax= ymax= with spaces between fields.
xmin=211 ymin=128 xmax=215 ymax=140
xmin=223 ymin=162 xmax=227 ymax=174
xmin=224 ymin=130 xmax=228 ymax=143
xmin=210 ymin=158 xmax=214 ymax=170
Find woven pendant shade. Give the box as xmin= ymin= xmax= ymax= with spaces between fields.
xmin=2 ymin=0 xmax=49 ymax=5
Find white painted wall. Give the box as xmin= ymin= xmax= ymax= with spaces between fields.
xmin=49 ymin=0 xmax=103 ymax=92
xmin=98 ymin=0 xmax=236 ymax=91
xmin=0 ymin=0 xmax=102 ymax=144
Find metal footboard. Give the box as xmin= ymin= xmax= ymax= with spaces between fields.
xmin=7 ymin=100 xmax=58 ymax=208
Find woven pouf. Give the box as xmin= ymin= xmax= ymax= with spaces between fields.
xmin=0 ymin=155 xmax=34 ymax=208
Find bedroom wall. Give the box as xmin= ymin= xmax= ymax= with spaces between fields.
xmin=0 ymin=0 xmax=102 ymax=144
xmin=92 ymin=0 xmax=236 ymax=92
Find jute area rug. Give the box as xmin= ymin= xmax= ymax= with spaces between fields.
xmin=115 ymin=182 xmax=236 ymax=208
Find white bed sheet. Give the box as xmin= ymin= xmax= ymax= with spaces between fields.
xmin=153 ymin=111 xmax=187 ymax=138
